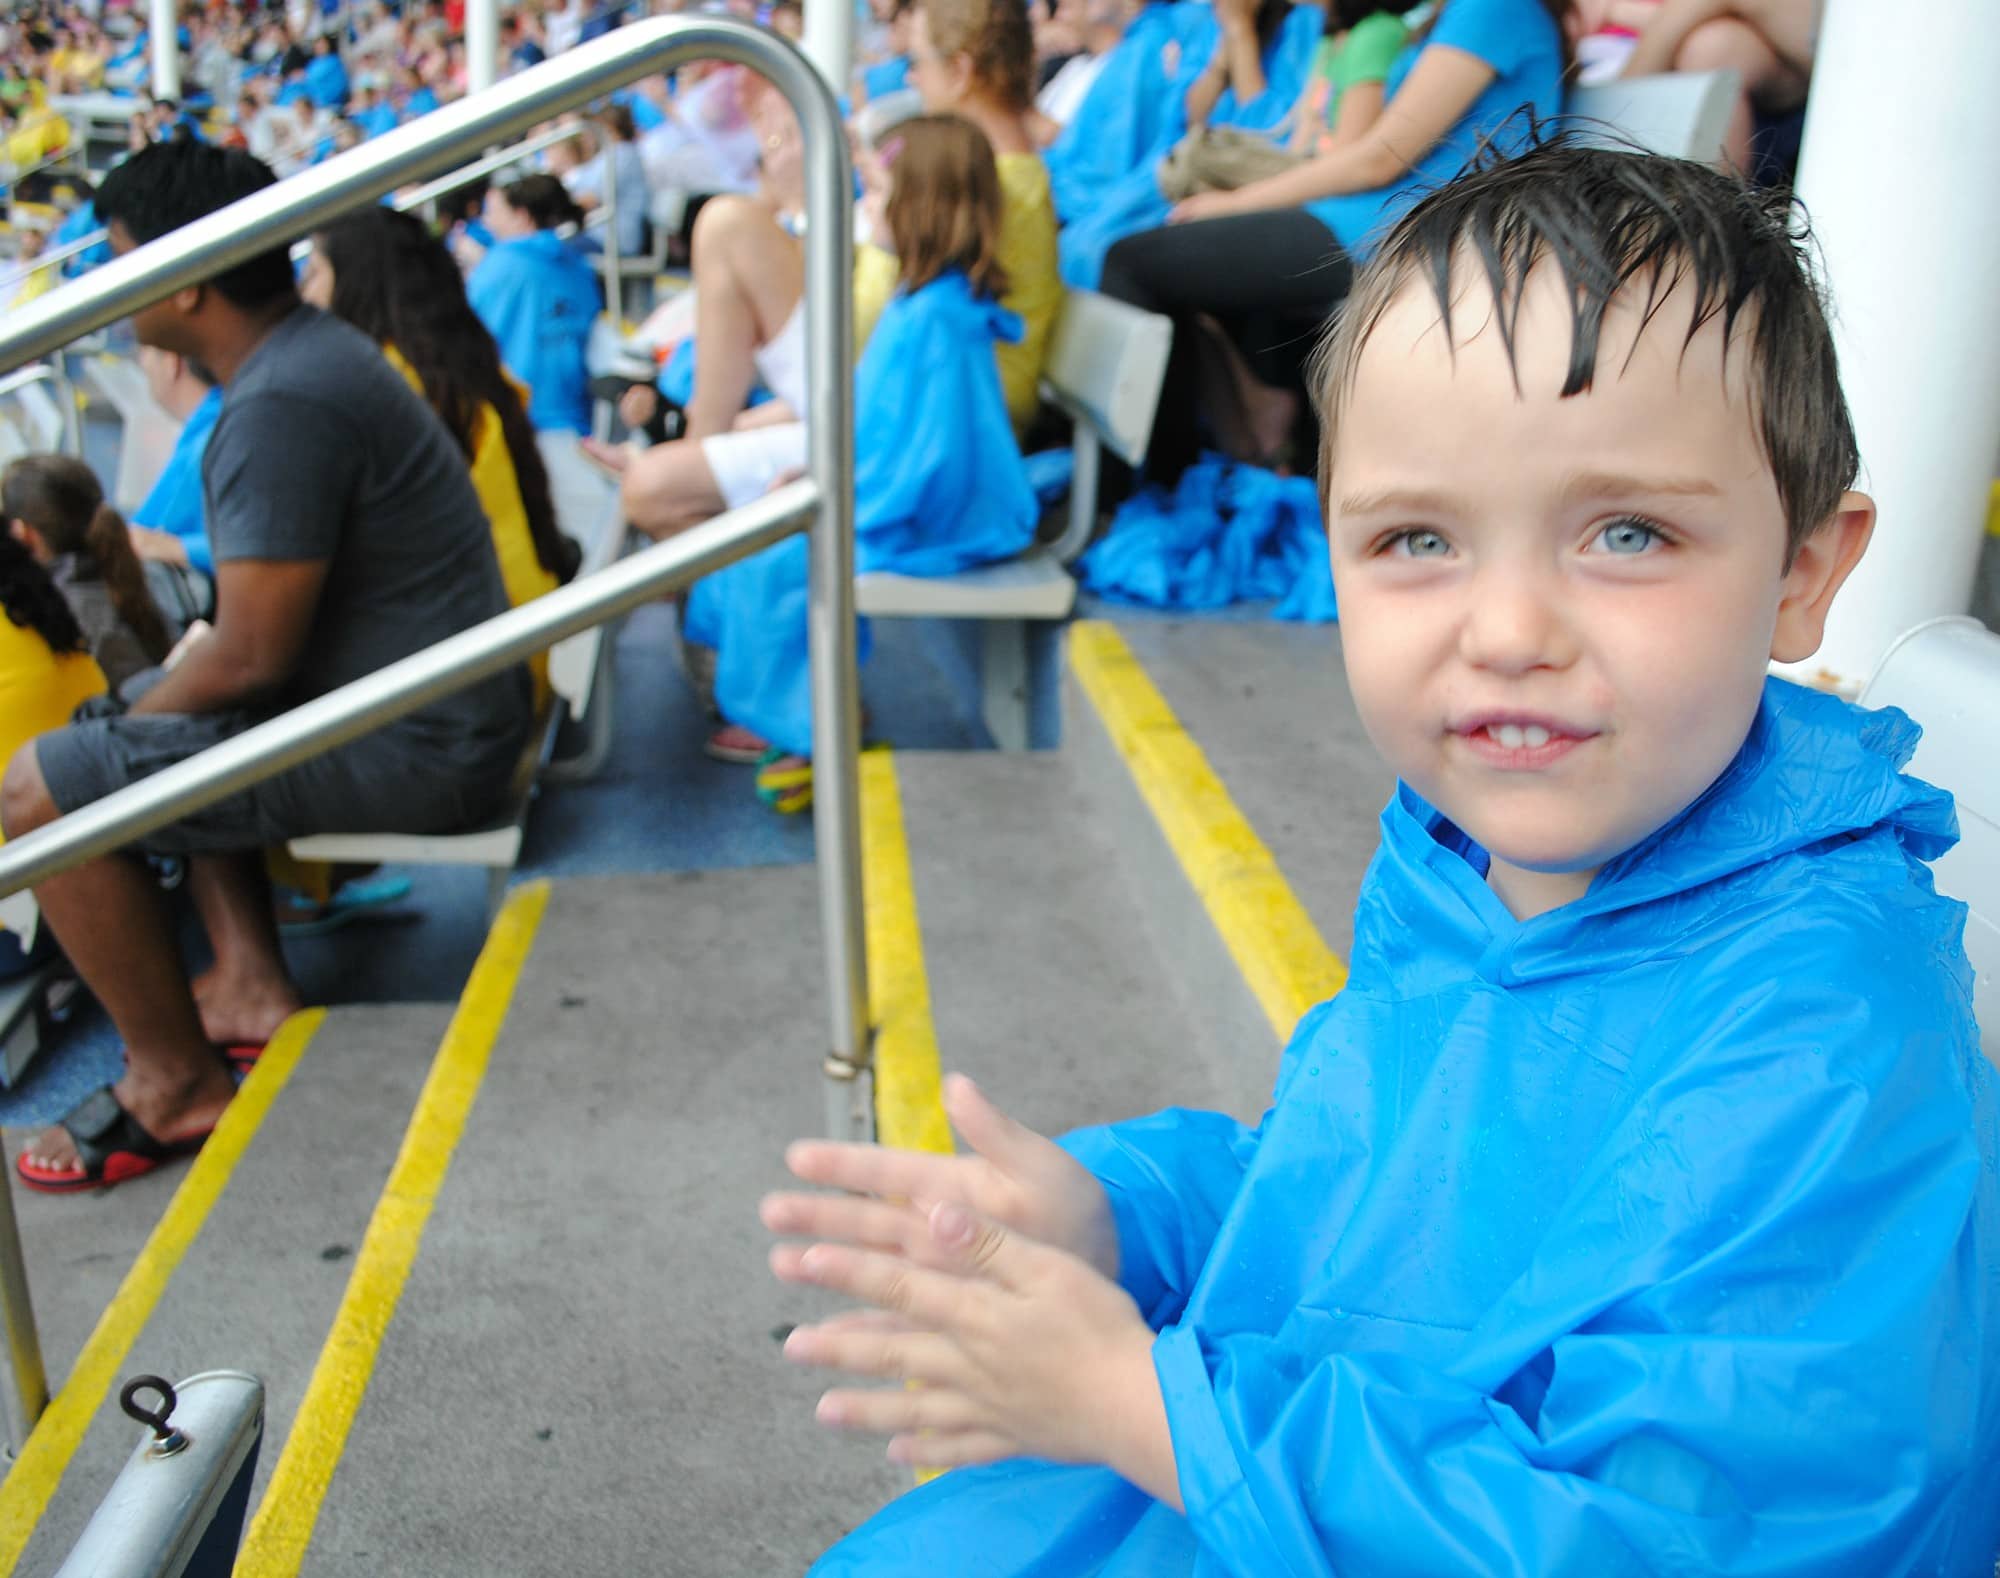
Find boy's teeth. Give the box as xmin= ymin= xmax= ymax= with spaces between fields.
xmin=1522 ymin=724 xmax=1551 ymax=748
xmin=1493 ymin=724 xmax=1525 ymax=749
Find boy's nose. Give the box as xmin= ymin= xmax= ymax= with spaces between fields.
xmin=1456 ymin=570 xmax=1573 ymax=676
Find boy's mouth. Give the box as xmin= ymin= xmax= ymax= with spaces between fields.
xmin=1449 ymin=714 xmax=1596 ymax=769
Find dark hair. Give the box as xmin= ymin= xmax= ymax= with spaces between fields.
xmin=1330 ymin=0 xmax=1427 ymax=30
xmin=94 ymin=140 xmax=296 ymax=309
xmin=1 ymin=455 xmax=169 ymax=662
xmin=0 ymin=534 xmax=86 ymax=658
xmin=496 ymin=172 xmax=584 ymax=231
xmin=1313 ymin=136 xmax=1859 ymax=564
xmin=313 ymin=208 xmax=580 ymax=584
xmin=884 ymin=114 xmax=1009 ymax=300
xmin=597 ymin=102 xmax=636 ymax=142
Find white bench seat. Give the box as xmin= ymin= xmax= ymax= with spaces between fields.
xmin=856 ymin=549 xmax=1077 ymax=621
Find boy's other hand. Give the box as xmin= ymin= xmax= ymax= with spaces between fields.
xmin=762 ymin=1074 xmax=1120 ymax=1282
xmin=781 ymin=1202 xmax=1173 ymax=1495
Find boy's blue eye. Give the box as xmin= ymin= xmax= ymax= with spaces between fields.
xmin=1387 ymin=529 xmax=1452 ymax=558
xmin=1593 ymin=517 xmax=1665 ymax=555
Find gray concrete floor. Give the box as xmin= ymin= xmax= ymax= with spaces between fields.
xmin=1108 ymin=619 xmax=1397 ymax=962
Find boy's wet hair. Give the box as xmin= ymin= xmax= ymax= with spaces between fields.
xmin=1315 ymin=136 xmax=1859 ymax=564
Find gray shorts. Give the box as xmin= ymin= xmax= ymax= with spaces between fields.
xmin=35 ymin=707 xmax=529 ymax=858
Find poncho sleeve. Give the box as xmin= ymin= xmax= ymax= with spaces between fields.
xmin=1059 ymin=999 xmax=1338 ymax=1328
xmin=1152 ymin=911 xmax=1999 ymax=1575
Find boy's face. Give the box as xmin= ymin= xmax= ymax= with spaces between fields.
xmin=1326 ymin=264 xmax=1870 ymax=919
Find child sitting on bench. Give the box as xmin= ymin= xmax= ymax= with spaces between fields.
xmin=762 ymin=139 xmax=2000 ymax=1572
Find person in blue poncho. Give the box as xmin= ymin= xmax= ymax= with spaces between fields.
xmin=761 ymin=142 xmax=2000 ymax=1575
xmin=1103 ymin=0 xmax=1571 ymax=488
xmin=616 ymin=116 xmax=1037 ymax=809
xmin=304 ymin=35 xmax=349 ymax=110
xmin=464 ymin=174 xmax=603 ymax=434
xmin=125 ymin=348 xmax=221 ymax=628
xmin=1057 ymin=0 xmax=1324 ymax=288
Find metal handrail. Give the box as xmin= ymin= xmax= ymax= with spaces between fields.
xmin=391 ymin=122 xmax=582 ymax=220
xmin=25 ymin=225 xmax=110 ymax=279
xmin=0 ymin=15 xmax=861 ymax=1456
xmin=0 ymin=361 xmax=85 ymax=455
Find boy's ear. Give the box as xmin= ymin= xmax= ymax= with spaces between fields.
xmin=1770 ymin=490 xmax=1876 ymax=665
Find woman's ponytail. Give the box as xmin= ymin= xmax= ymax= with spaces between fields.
xmin=85 ymin=501 xmax=172 ymax=665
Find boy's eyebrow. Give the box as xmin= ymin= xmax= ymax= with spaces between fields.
xmin=1557 ymin=470 xmax=1723 ymax=503
xmin=1333 ymin=473 xmax=1724 ymax=519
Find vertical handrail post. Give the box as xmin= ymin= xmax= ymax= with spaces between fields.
xmin=0 ymin=1143 xmax=49 ymax=1453
xmin=784 ymin=48 xmax=867 ymax=1139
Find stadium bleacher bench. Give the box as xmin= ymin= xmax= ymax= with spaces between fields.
xmin=284 ymin=434 xmax=626 ymax=914
xmin=853 ymin=288 xmax=1173 ymax=750
xmin=1564 ymin=69 xmax=1740 ymax=162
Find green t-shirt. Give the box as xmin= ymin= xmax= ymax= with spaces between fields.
xmin=1312 ymin=10 xmax=1411 ymax=122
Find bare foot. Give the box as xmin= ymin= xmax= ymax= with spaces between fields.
xmin=191 ymin=967 xmax=304 ymax=1049
xmin=580 ymin=436 xmax=634 ymax=476
xmin=20 ymin=1062 xmax=236 ymax=1182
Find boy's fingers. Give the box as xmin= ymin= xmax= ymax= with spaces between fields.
xmin=886 ymin=1427 xmax=1016 ymax=1469
xmin=815 ymin=1383 xmax=981 ymax=1436
xmin=784 ymin=1323 xmax=959 ymax=1384
xmin=786 ymin=1242 xmax=977 ymax=1327
xmin=760 ymin=1190 xmax=925 ymax=1254
xmin=806 ymin=1309 xmax=919 ymax=1338
xmin=785 ymin=1138 xmax=957 ymax=1200
xmin=927 ymin=1202 xmax=1028 ymax=1286
xmin=941 ymin=1074 xmax=1046 ymax=1173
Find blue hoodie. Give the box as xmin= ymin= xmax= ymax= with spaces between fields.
xmin=813 ymin=679 xmax=2000 ymax=1575
xmin=467 ymin=230 xmax=602 ymax=434
xmin=687 ymin=271 xmax=1037 ymax=757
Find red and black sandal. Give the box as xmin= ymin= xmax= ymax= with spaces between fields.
xmin=14 ymin=1087 xmax=216 ymax=1195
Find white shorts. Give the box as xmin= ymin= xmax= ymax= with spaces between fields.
xmin=698 ymin=299 xmax=810 ymax=511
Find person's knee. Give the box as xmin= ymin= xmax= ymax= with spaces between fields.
xmin=1674 ymin=14 xmax=1771 ymax=74
xmin=0 ymin=744 xmax=58 ymax=843
xmin=690 ymin=193 xmax=777 ymax=269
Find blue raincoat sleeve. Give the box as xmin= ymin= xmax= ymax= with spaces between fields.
xmin=1045 ymin=2 xmax=1190 ymax=224
xmin=467 ymin=235 xmax=602 ymax=434
xmin=1060 ymin=1000 xmax=1334 ymax=1329
xmin=1155 ymin=918 xmax=2000 ymax=1576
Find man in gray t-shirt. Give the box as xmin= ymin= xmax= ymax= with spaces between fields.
xmin=1 ymin=140 xmax=534 ymax=1195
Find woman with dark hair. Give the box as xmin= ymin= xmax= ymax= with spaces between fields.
xmin=302 ymin=205 xmax=582 ymax=704
xmin=460 ymin=172 xmax=603 ymax=434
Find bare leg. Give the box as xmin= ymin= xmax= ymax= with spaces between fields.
xmin=0 ymin=745 xmax=235 ymax=1178
xmin=620 ymin=437 xmax=730 ymax=540
xmin=1674 ymin=15 xmax=1808 ymax=172
xmin=684 ymin=195 xmax=804 ymax=442
xmin=186 ymin=852 xmax=305 ymax=1048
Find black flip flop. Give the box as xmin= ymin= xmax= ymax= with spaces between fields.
xmin=14 ymin=1087 xmax=214 ymax=1195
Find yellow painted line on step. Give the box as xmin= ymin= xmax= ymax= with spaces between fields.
xmin=860 ymin=750 xmax=952 ymax=1157
xmin=1069 ymin=621 xmax=1347 ymax=1040
xmin=235 ymin=881 xmax=550 ymax=1578
xmin=0 ymin=1008 xmax=328 ymax=1576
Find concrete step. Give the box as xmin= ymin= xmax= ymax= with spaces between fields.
xmin=289 ymin=872 xmax=903 ymax=1578
xmin=6 ymin=1002 xmax=452 ymax=1573
xmin=1103 ymin=617 xmax=1393 ymax=962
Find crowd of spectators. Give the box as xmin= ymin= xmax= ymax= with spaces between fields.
xmin=0 ymin=0 xmax=1832 ymax=1191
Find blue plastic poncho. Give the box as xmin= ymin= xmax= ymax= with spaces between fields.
xmin=1045 ymin=3 xmax=1202 ymax=226
xmin=54 ymin=202 xmax=111 ymax=280
xmin=1059 ymin=2 xmax=1323 ymax=290
xmin=134 ymin=386 xmax=221 ymax=576
xmin=814 ymin=679 xmax=2000 ymax=1575
xmin=1080 ymin=456 xmax=1328 ymax=612
xmin=467 ymin=230 xmax=602 ymax=434
xmin=690 ymin=271 xmax=1036 ymax=756
xmin=305 ymin=51 xmax=350 ymax=108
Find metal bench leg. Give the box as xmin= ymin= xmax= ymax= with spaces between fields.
xmin=980 ymin=621 xmax=1032 ymax=751
xmin=542 ymin=632 xmax=619 ymax=785
xmin=0 ymin=1160 xmax=49 ymax=1455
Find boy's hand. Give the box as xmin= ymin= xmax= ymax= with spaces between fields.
xmin=779 ymin=1201 xmax=1176 ymax=1498
xmin=762 ymin=1074 xmax=1120 ymax=1282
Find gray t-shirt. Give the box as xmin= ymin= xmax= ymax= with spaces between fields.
xmin=202 ymin=305 xmax=531 ymax=758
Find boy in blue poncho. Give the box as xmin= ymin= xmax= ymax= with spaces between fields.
xmin=761 ymin=141 xmax=2000 ymax=1574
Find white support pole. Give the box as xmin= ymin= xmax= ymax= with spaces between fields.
xmin=467 ymin=0 xmax=500 ymax=94
xmin=1779 ymin=0 xmax=2000 ymax=691
xmin=148 ymin=0 xmax=179 ymax=101
xmin=802 ymin=0 xmax=853 ymax=94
